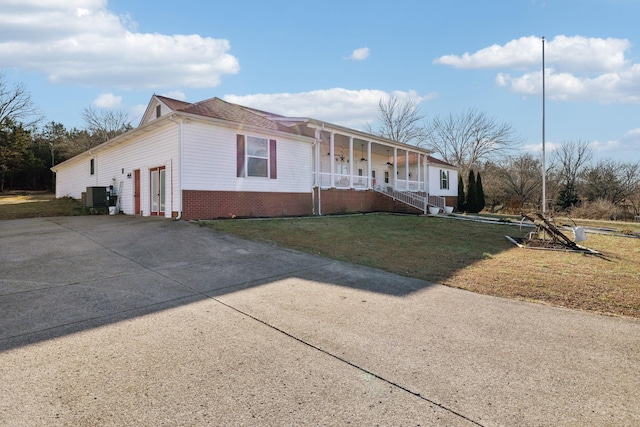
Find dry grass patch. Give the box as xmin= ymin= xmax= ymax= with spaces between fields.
xmin=0 ymin=193 xmax=86 ymax=219
xmin=203 ymin=214 xmax=640 ymax=318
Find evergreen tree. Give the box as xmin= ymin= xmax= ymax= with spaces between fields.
xmin=556 ymin=183 xmax=580 ymax=210
xmin=466 ymin=169 xmax=479 ymax=213
xmin=476 ymin=171 xmax=486 ymax=212
xmin=0 ymin=119 xmax=32 ymax=192
xmin=457 ymin=174 xmax=466 ymax=212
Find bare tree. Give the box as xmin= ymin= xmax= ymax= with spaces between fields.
xmin=500 ymin=153 xmax=543 ymax=207
xmin=551 ymin=140 xmax=592 ymax=209
xmin=584 ymin=160 xmax=640 ymax=205
xmin=82 ymin=106 xmax=132 ymax=143
xmin=365 ymin=95 xmax=430 ymax=146
xmin=0 ymin=72 xmax=41 ymax=129
xmin=426 ymin=108 xmax=520 ymax=177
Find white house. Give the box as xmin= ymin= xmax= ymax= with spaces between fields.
xmin=52 ymin=95 xmax=458 ymax=220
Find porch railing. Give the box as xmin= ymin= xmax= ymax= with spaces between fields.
xmin=373 ymin=185 xmax=427 ymax=213
xmin=316 ymin=173 xmax=425 ymax=192
xmin=395 ymin=179 xmax=425 ymax=192
xmin=428 ymin=194 xmax=446 ymax=209
xmin=317 ymin=172 xmax=370 ymax=189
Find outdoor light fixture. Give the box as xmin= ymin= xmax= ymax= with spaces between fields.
xmin=360 ymin=143 xmax=367 ymax=162
xmin=386 ymin=149 xmax=393 ymax=167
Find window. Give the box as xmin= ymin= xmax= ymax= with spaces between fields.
xmin=247 ymin=136 xmax=269 ymax=177
xmin=156 ymin=105 xmax=161 ymax=118
xmin=384 ymin=171 xmax=389 ymax=184
xmin=358 ymin=168 xmax=363 ymax=176
xmin=440 ymin=170 xmax=449 ymax=190
xmin=90 ymin=158 xmax=95 ymax=175
xmin=237 ymin=134 xmax=277 ymax=179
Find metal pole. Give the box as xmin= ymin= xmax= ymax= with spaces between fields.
xmin=541 ymin=36 xmax=546 ymax=216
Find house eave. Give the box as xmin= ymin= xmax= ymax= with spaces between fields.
xmin=304 ymin=119 xmax=431 ymax=154
xmin=51 ymin=115 xmax=174 ymax=172
xmin=171 ymin=111 xmax=316 ymax=144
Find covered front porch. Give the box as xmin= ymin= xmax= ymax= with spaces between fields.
xmin=309 ymin=124 xmax=445 ymax=214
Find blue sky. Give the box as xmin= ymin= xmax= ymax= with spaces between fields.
xmin=1 ymin=0 xmax=639 ymax=163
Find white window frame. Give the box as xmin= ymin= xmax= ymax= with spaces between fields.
xmin=246 ymin=136 xmax=270 ymax=178
xmin=440 ymin=169 xmax=449 ymax=190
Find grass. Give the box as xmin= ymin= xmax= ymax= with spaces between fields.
xmin=202 ymin=214 xmax=640 ymax=319
xmin=0 ymin=192 xmax=87 ymax=219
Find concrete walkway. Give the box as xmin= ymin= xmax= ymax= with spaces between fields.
xmin=1 ymin=216 xmax=638 ymax=426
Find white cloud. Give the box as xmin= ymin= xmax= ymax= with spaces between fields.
xmin=591 ymin=128 xmax=640 ymax=156
xmin=223 ymin=88 xmax=436 ymax=128
xmin=435 ymin=35 xmax=629 ymax=73
xmin=436 ymin=35 xmax=640 ymax=104
xmin=435 ymin=36 xmax=541 ymax=70
xmin=0 ymin=0 xmax=239 ymax=89
xmin=93 ymin=92 xmax=122 ymax=108
xmin=349 ymin=47 xmax=370 ymax=61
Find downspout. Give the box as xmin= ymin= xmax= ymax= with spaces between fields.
xmin=311 ymin=136 xmax=318 ymax=215
xmin=169 ymin=115 xmax=183 ymax=220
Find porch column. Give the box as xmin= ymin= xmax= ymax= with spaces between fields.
xmin=348 ymin=136 xmax=354 ymax=188
xmin=393 ymin=147 xmax=398 ymax=188
xmin=424 ymin=154 xmax=429 ymax=198
xmin=367 ymin=141 xmax=372 ymax=188
xmin=330 ymin=131 xmax=335 ymax=188
xmin=417 ymin=153 xmax=421 ymax=191
xmin=405 ymin=149 xmax=409 ymax=184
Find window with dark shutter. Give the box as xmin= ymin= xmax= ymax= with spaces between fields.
xmin=237 ymin=134 xmax=276 ymax=179
xmin=440 ymin=170 xmax=449 ymax=190
xmin=269 ymin=139 xmax=277 ymax=179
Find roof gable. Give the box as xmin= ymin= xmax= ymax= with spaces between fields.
xmin=139 ymin=94 xmax=193 ymax=126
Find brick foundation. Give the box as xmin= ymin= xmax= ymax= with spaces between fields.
xmin=181 ymin=188 xmax=439 ymax=220
xmin=182 ymin=190 xmax=313 ymax=220
xmin=315 ymin=188 xmax=423 ymax=215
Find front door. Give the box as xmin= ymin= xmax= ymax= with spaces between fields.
xmin=133 ymin=169 xmax=141 ymax=215
xmin=150 ymin=166 xmax=166 ymax=216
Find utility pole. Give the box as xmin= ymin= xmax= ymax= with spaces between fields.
xmin=541 ymin=36 xmax=547 ymax=215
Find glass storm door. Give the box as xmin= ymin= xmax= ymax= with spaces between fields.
xmin=150 ymin=166 xmax=165 ymax=216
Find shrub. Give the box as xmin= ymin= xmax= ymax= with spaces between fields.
xmin=569 ymin=199 xmax=622 ymax=220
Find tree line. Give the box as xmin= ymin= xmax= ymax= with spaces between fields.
xmin=0 ymin=73 xmax=131 ymax=192
xmin=368 ymin=96 xmax=640 ymax=220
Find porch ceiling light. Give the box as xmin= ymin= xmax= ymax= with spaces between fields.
xmin=386 ymin=149 xmax=393 ymax=166
xmin=359 ymin=143 xmax=367 ymax=162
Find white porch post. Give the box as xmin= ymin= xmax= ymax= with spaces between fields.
xmin=425 ymin=154 xmax=430 ymax=200
xmin=423 ymin=154 xmax=428 ymax=213
xmin=393 ymin=147 xmax=398 ymax=189
xmin=417 ymin=153 xmax=421 ymax=191
xmin=330 ymin=132 xmax=335 ymax=188
xmin=367 ymin=141 xmax=372 ymax=188
xmin=405 ymin=150 xmax=409 ymax=184
xmin=348 ymin=136 xmax=354 ymax=188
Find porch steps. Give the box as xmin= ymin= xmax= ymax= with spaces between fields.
xmin=373 ymin=186 xmax=445 ymax=214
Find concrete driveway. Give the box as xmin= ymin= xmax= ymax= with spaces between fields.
xmin=1 ymin=215 xmax=639 ymax=426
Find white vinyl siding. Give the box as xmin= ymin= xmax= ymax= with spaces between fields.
xmin=182 ymin=122 xmax=312 ymax=193
xmin=55 ymin=123 xmax=179 ymax=218
xmin=428 ymin=166 xmax=457 ymax=197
